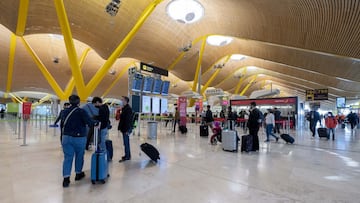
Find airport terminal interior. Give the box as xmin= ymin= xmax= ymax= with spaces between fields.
xmin=1 ymin=0 xmax=360 ymax=202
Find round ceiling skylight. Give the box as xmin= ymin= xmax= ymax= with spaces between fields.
xmin=206 ymin=35 xmax=233 ymax=46
xmin=230 ymin=54 xmax=246 ymax=61
xmin=166 ymin=0 xmax=205 ymax=24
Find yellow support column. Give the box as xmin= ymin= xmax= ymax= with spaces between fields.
xmin=6 ymin=34 xmax=17 ymax=93
xmin=54 ymin=0 xmax=86 ymax=98
xmin=101 ymin=62 xmax=136 ymax=97
xmin=240 ymin=75 xmax=258 ymax=96
xmin=15 ymin=0 xmax=30 ymax=36
xmin=85 ymin=0 xmax=164 ymax=98
xmin=20 ymin=37 xmax=66 ymax=100
xmin=234 ymin=68 xmax=248 ymax=94
xmin=64 ymin=48 xmax=91 ymax=98
xmin=191 ymin=38 xmax=206 ymax=92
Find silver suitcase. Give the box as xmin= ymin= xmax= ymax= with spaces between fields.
xmin=222 ymin=130 xmax=238 ymax=152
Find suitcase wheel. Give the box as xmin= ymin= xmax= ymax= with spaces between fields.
xmin=91 ymin=180 xmax=95 ymax=184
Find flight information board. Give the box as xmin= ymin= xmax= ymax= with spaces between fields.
xmin=131 ymin=73 xmax=143 ymax=92
xmin=152 ymin=79 xmax=162 ymax=94
xmin=161 ymin=81 xmax=170 ymax=95
xmin=152 ymin=97 xmax=160 ymax=114
xmin=142 ymin=96 xmax=151 ymax=113
xmin=142 ymin=76 xmax=154 ymax=93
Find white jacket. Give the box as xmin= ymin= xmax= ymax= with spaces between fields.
xmin=265 ymin=113 xmax=275 ymax=126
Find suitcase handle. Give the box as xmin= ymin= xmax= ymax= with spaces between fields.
xmin=93 ymin=122 xmax=101 ymax=152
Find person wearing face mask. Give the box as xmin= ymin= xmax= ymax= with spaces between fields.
xmin=325 ymin=112 xmax=337 ymax=140
xmin=82 ymin=98 xmax=99 ymax=150
xmin=247 ymin=102 xmax=262 ymax=151
xmin=118 ymin=96 xmax=133 ymax=162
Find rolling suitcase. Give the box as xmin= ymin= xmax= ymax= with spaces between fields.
xmin=222 ymin=130 xmax=239 ymax=152
xmin=140 ymin=142 xmax=160 ymax=163
xmin=200 ymin=125 xmax=209 ymax=137
xmin=91 ymin=124 xmax=109 ymax=184
xmin=105 ymin=139 xmax=113 ymax=161
xmin=241 ymin=135 xmax=253 ymax=152
xmin=280 ymin=133 xmax=295 ymax=144
xmin=317 ymin=128 xmax=329 ymax=139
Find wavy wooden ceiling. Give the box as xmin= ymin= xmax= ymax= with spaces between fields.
xmin=0 ymin=0 xmax=359 ymax=103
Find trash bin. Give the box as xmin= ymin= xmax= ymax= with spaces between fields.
xmin=147 ymin=121 xmax=158 ymax=139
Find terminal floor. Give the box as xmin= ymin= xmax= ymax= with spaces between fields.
xmin=1 ymin=120 xmax=360 ymax=203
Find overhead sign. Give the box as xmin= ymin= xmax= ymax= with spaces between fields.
xmin=205 ymin=88 xmax=224 ymax=95
xmin=230 ymin=97 xmax=297 ymax=106
xmin=306 ymin=89 xmax=328 ymax=101
xmin=140 ymin=62 xmax=168 ymax=76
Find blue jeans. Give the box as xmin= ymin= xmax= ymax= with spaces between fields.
xmin=62 ymin=135 xmax=87 ymax=177
xmin=122 ymin=130 xmax=131 ymax=158
xmin=99 ymin=128 xmax=108 ymax=151
xmin=266 ymin=124 xmax=278 ymax=140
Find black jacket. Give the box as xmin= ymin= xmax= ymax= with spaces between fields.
xmin=61 ymin=106 xmax=95 ymax=137
xmin=96 ymin=104 xmax=110 ymax=130
xmin=118 ymin=104 xmax=133 ymax=133
xmin=205 ymin=109 xmax=214 ymax=122
xmin=247 ymin=108 xmax=261 ymax=129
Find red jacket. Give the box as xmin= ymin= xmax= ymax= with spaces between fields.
xmin=325 ymin=117 xmax=337 ymax=128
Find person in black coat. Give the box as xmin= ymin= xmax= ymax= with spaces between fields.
xmin=308 ymin=109 xmax=321 ymax=137
xmin=118 ymin=96 xmax=133 ymax=162
xmin=247 ymin=102 xmax=261 ymax=151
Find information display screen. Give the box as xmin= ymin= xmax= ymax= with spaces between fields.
xmin=161 ymin=81 xmax=170 ymax=95
xmin=152 ymin=79 xmax=162 ymax=94
xmin=131 ymin=73 xmax=143 ymax=92
xmin=152 ymin=97 xmax=160 ymax=114
xmin=161 ymin=98 xmax=168 ymax=114
xmin=142 ymin=76 xmax=154 ymax=93
xmin=142 ymin=96 xmax=151 ymax=113
xmin=336 ymin=97 xmax=346 ymax=108
xmin=131 ymin=95 xmax=140 ymax=113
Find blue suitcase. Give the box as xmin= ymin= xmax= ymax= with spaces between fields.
xmin=91 ymin=125 xmax=109 ymax=184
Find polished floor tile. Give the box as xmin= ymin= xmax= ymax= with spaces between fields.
xmin=1 ymin=119 xmax=360 ymax=203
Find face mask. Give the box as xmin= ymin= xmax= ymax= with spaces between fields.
xmin=119 ymin=100 xmax=124 ymax=107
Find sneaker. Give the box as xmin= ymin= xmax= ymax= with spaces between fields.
xmin=63 ymin=177 xmax=70 ymax=187
xmin=75 ymin=172 xmax=85 ymax=181
xmin=119 ymin=156 xmax=131 ymax=163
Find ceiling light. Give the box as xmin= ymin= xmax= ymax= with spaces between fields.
xmin=258 ymin=74 xmax=266 ymax=77
xmin=206 ymin=35 xmax=233 ymax=46
xmin=230 ymin=54 xmax=246 ymax=61
xmin=166 ymin=0 xmax=204 ymax=24
xmin=247 ymin=66 xmax=258 ymax=70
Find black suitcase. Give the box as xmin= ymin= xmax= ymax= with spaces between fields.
xmin=280 ymin=134 xmax=295 ymax=144
xmin=105 ymin=139 xmax=113 ymax=161
xmin=241 ymin=135 xmax=253 ymax=152
xmin=200 ymin=125 xmax=209 ymax=137
xmin=140 ymin=142 xmax=160 ymax=163
xmin=179 ymin=125 xmax=187 ymax=134
xmin=317 ymin=128 xmax=329 ymax=139
xmin=341 ymin=123 xmax=345 ymax=129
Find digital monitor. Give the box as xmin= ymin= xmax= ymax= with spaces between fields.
xmin=161 ymin=98 xmax=168 ymax=114
xmin=142 ymin=96 xmax=151 ymax=113
xmin=161 ymin=81 xmax=170 ymax=95
xmin=142 ymin=76 xmax=154 ymax=93
xmin=336 ymin=97 xmax=346 ymax=108
xmin=152 ymin=97 xmax=160 ymax=114
xmin=131 ymin=95 xmax=140 ymax=113
xmin=131 ymin=73 xmax=143 ymax=92
xmin=152 ymin=79 xmax=162 ymax=94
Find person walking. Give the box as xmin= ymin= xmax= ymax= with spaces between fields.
xmin=247 ymin=102 xmax=262 ymax=151
xmin=61 ymin=95 xmax=97 ymax=187
xmin=347 ymin=111 xmax=358 ymax=131
xmin=325 ymin=112 xmax=337 ymax=140
xmin=118 ymin=96 xmax=133 ymax=162
xmin=264 ymin=109 xmax=279 ymax=142
xmin=205 ymin=105 xmax=214 ymax=130
xmin=54 ymin=102 xmax=70 ymax=143
xmin=308 ymin=108 xmax=321 ymax=138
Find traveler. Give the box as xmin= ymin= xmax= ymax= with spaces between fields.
xmin=347 ymin=111 xmax=359 ymax=130
xmin=54 ymin=102 xmax=70 ymax=143
xmin=205 ymin=105 xmax=214 ymax=130
xmin=173 ymin=107 xmax=180 ymax=133
xmin=82 ymin=98 xmax=99 ymax=150
xmin=247 ymin=102 xmax=261 ymax=151
xmin=93 ymin=97 xmax=110 ymax=151
xmin=264 ymin=109 xmax=279 ymax=142
xmin=61 ymin=95 xmax=97 ymax=187
xmin=118 ymin=96 xmax=133 ymax=162
xmin=227 ymin=106 xmax=237 ymax=130
xmin=307 ymin=109 xmax=321 ymax=137
xmin=273 ymin=107 xmax=281 ymax=134
xmin=325 ymin=112 xmax=337 ymax=140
